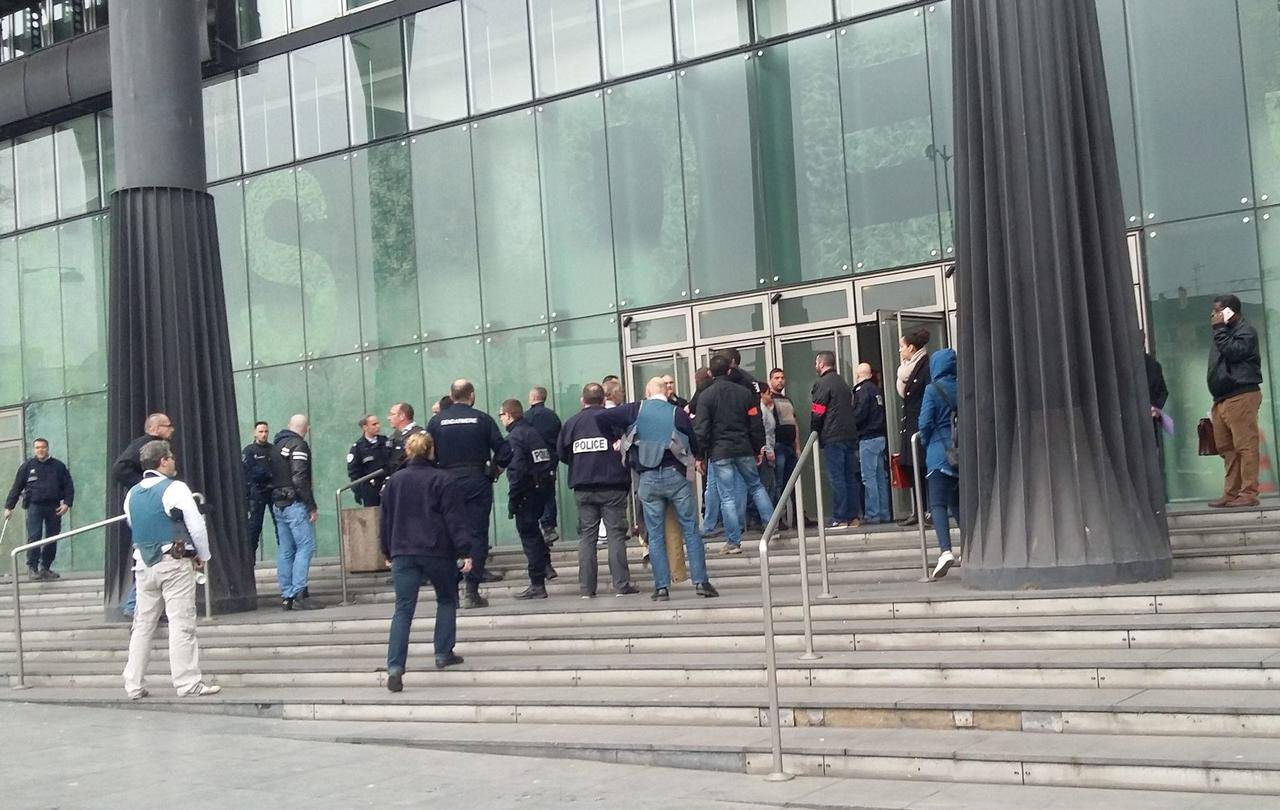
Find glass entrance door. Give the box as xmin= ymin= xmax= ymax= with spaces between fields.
xmin=626 ymin=351 xmax=695 ymax=403
xmin=877 ymin=310 xmax=949 ymax=517
xmin=696 ymin=341 xmax=772 ymax=387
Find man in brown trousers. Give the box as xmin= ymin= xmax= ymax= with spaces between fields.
xmin=1208 ymin=294 xmax=1265 ymax=508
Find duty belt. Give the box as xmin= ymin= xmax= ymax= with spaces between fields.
xmin=442 ymin=463 xmax=488 ymax=478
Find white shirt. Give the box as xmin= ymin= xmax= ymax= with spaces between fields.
xmin=124 ymin=470 xmax=211 ymax=564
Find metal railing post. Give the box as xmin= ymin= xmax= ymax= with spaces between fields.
xmin=758 ymin=535 xmax=793 ymax=782
xmin=794 ymin=472 xmax=820 ymax=661
xmin=811 ymin=446 xmax=835 ymax=600
xmin=911 ymin=432 xmax=932 ymax=581
xmin=334 ymin=488 xmax=351 ymax=607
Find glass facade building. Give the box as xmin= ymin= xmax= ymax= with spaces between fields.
xmin=0 ymin=0 xmax=1279 ymax=570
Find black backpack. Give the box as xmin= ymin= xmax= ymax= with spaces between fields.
xmin=929 ymin=382 xmax=959 ymax=470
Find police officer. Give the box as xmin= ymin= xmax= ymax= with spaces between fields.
xmin=526 ymin=386 xmax=562 ymax=545
xmin=499 ymin=399 xmax=556 ymax=600
xmin=386 ymin=402 xmax=425 ymax=476
xmin=269 ymin=414 xmax=320 ymax=611
xmin=242 ymin=421 xmax=273 ymax=554
xmin=427 ymin=380 xmax=511 ymax=609
xmin=347 ymin=414 xmax=390 ymax=507
xmin=4 ymin=437 xmax=74 ymax=581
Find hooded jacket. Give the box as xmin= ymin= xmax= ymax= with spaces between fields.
xmin=918 ymin=349 xmax=957 ymax=477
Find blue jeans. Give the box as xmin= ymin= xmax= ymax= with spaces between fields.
xmin=773 ymin=442 xmax=798 ymax=504
xmin=273 ymin=501 xmax=316 ymax=599
xmin=859 ymin=436 xmax=891 ymax=523
xmin=711 ymin=456 xmax=774 ymax=546
xmin=701 ymin=463 xmax=746 ymax=533
xmin=638 ymin=467 xmax=709 ymax=589
xmin=823 ymin=440 xmax=862 ymax=522
xmin=387 ymin=554 xmax=459 ymax=674
xmin=927 ymin=470 xmax=959 ymax=553
xmin=122 ymin=578 xmax=136 ymax=617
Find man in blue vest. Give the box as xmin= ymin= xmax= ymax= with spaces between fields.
xmin=600 ymin=377 xmax=719 ymax=601
xmin=121 ymin=440 xmax=220 ymax=698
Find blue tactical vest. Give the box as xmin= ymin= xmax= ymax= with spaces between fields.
xmin=620 ymin=399 xmax=695 ymax=471
xmin=127 ymin=478 xmax=180 ymax=566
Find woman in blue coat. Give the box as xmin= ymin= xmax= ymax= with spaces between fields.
xmin=917 ymin=348 xmax=958 ymax=578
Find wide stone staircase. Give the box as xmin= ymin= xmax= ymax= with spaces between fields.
xmin=3 ymin=505 xmax=1280 ymax=799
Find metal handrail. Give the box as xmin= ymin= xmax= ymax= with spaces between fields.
xmin=910 ymin=432 xmax=932 ymax=581
xmin=811 ymin=447 xmax=835 ymax=600
xmin=333 ymin=469 xmax=384 ymax=606
xmin=758 ymin=430 xmax=822 ymax=782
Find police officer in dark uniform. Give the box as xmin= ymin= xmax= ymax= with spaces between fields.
xmin=242 ymin=421 xmax=274 ymax=554
xmin=386 ymin=402 xmax=425 ymax=476
xmin=499 ymin=399 xmax=557 ymax=600
xmin=427 ymin=380 xmax=511 ymax=609
xmin=4 ymin=437 xmax=74 ymax=580
xmin=347 ymin=414 xmax=390 ymax=507
xmin=525 ymin=386 xmax=562 ymax=545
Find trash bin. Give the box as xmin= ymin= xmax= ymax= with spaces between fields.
xmin=340 ymin=506 xmax=385 ymax=573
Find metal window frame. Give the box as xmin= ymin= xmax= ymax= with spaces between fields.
xmin=853 ymin=265 xmax=945 ymax=322
xmin=622 ymin=305 xmax=693 ymax=355
xmin=769 ymin=279 xmax=854 ymax=335
xmin=692 ymin=293 xmax=771 ymax=346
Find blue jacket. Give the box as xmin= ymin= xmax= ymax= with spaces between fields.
xmin=917 ymin=348 xmax=957 ymax=477
xmin=558 ymin=405 xmax=630 ymax=491
xmin=379 ymin=459 xmax=476 ymax=560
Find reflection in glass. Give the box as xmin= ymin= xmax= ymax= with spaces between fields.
xmin=861 ymin=275 xmax=937 ymax=314
xmin=239 ymin=55 xmax=295 ymax=173
xmin=15 ymin=130 xmax=56 ymax=229
xmin=673 ymin=0 xmax=749 ymax=60
xmin=307 ymin=353 xmax=368 ymax=556
xmin=252 ymin=363 xmax=309 ymax=437
xmin=353 ymin=143 xmax=420 ymax=348
xmin=0 ymin=238 xmax=21 ymax=404
xmin=405 ymin=5 xmax=469 ymax=128
xmin=485 ymin=324 xmax=552 ymax=546
xmin=755 ymin=0 xmax=831 ymax=38
xmin=233 ymin=370 xmax=257 ymax=450
xmin=776 ymin=288 xmax=848 ymax=327
xmin=1260 ymin=208 xmax=1280 ymax=444
xmin=211 ymin=182 xmax=254 ymax=370
xmin=296 ymin=154 xmax=362 ymax=358
xmin=698 ymin=303 xmax=764 ymax=339
xmin=292 ymin=0 xmax=341 ymax=29
xmin=244 ymin=169 xmax=306 ymax=366
xmin=423 ymin=336 xmax=488 ymax=412
xmin=837 ymin=0 xmax=910 ymax=19
xmin=628 ymin=314 xmax=687 ymax=349
xmin=291 ymin=39 xmax=350 ymax=160
xmin=364 ymin=346 xmax=426 ymax=420
xmin=0 ymin=142 xmax=14 ymax=234
xmin=25 ymin=399 xmax=67 ymax=482
xmin=59 ymin=217 xmax=107 ymax=395
xmin=347 ymin=23 xmax=408 ymax=145
xmin=238 ymin=0 xmax=288 ymax=43
xmin=1240 ymin=0 xmax=1280 ymax=205
xmin=203 ymin=76 xmax=243 ymax=183
xmin=18 ymin=227 xmax=63 ymax=399
xmin=600 ymin=0 xmax=673 ymax=79
xmin=65 ymin=392 xmax=108 ymax=570
xmin=54 ymin=116 xmax=101 ymax=218
xmin=465 ymin=0 xmax=534 ymax=113
xmin=1096 ymin=0 xmax=1141 ymax=225
xmin=530 ymin=0 xmax=601 ymax=96
xmin=924 ymin=1 xmax=953 ymax=251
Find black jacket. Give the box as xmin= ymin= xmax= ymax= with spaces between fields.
xmin=242 ymin=440 xmax=273 ymax=497
xmin=851 ymin=379 xmax=887 ymax=440
xmin=347 ymin=434 xmax=390 ymax=506
xmin=112 ymin=433 xmax=163 ymax=491
xmin=1146 ymin=354 xmax=1168 ymax=411
xmin=1208 ymin=318 xmax=1263 ymax=403
xmin=688 ymin=366 xmax=758 ymax=415
xmin=505 ymin=417 xmax=555 ymax=507
xmin=386 ymin=424 xmax=426 ymax=476
xmin=810 ymin=369 xmax=858 ymax=445
xmin=526 ymin=402 xmax=563 ymax=465
xmin=558 ymin=405 xmax=630 ymax=491
xmin=269 ymin=429 xmax=315 ymax=510
xmin=5 ymin=456 xmax=74 ymax=509
xmin=598 ymin=400 xmax=700 ymax=473
xmin=693 ymin=376 xmax=765 ymax=460
xmin=428 ymin=404 xmax=510 ymax=476
xmin=379 ymin=459 xmax=477 ymax=561
xmin=899 ymin=353 xmax=931 ymax=448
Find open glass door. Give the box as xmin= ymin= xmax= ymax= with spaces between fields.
xmin=877 ymin=310 xmax=949 ymax=517
xmin=626 ymin=351 xmax=695 ymax=404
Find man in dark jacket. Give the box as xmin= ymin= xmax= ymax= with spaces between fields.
xmin=112 ymin=412 xmax=175 ymax=616
xmin=559 ymin=383 xmax=638 ymax=598
xmin=852 ymin=363 xmax=890 ymax=525
xmin=812 ymin=351 xmax=862 ymax=528
xmin=500 ymin=399 xmax=557 ymax=600
xmin=694 ymin=355 xmax=772 ymax=554
xmin=347 ymin=414 xmax=390 ymax=507
xmin=385 ymin=402 xmax=425 ymax=476
xmin=243 ymin=421 xmax=274 ymax=554
xmin=526 ymin=386 xmax=563 ymax=545
xmin=1208 ymin=295 xmax=1265 ymax=508
xmin=4 ymin=437 xmax=74 ymax=580
xmin=269 ymin=414 xmax=320 ymax=610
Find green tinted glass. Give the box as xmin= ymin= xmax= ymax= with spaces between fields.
xmin=605 ymin=73 xmax=690 ymax=309
xmin=252 ymin=362 xmax=309 ymax=431
xmin=244 ymin=169 xmax=306 ymax=366
xmin=486 ymin=325 xmax=552 ymax=546
xmin=530 ymin=0 xmax=602 ymax=96
xmin=292 ymin=0 xmax=341 ymax=28
xmin=837 ymin=0 xmax=911 ymax=20
xmin=1096 ymin=0 xmax=1142 ymax=226
xmin=755 ymin=0 xmax=832 ymax=38
xmin=600 ymin=0 xmax=673 ymax=79
xmin=1261 ymin=208 xmax=1280 ymax=444
xmin=405 ymin=5 xmax=469 ymax=127
xmin=674 ymin=0 xmax=749 ymax=60
xmin=924 ymin=2 xmax=953 ymax=254
xmin=211 ymin=182 xmax=253 ymax=370
xmin=65 ymin=392 xmax=108 ymax=571
xmin=233 ymin=370 xmax=256 ymax=448
xmin=1240 ymin=0 xmax=1280 ymax=207
xmin=364 ymin=346 xmax=426 ymax=422
xmin=59 ymin=216 xmax=107 ymax=395
xmin=353 ymin=142 xmax=420 ymax=349
xmin=239 ymin=55 xmax=295 ymax=174
xmin=291 ymin=39 xmax=350 ymax=160
xmin=347 ymin=23 xmax=407 ymax=145
xmin=423 ymin=336 xmax=488 ymax=412
xmin=54 ymin=116 xmax=101 ymax=219
xmin=0 ymin=237 xmax=20 ymax=404
xmin=15 ymin=130 xmax=56 ymax=229
xmin=296 ymin=154 xmax=362 ymax=358
xmin=473 ymin=110 xmax=548 ymax=330
xmin=24 ymin=399 xmax=67 ymax=467
xmin=308 ymin=353 xmax=368 ymax=555
xmin=465 ymin=0 xmax=534 ymax=113
xmin=204 ymin=75 xmax=243 ymax=183
xmin=538 ymin=94 xmax=617 ymax=321
xmin=18 ymin=227 xmax=64 ymax=399
xmin=0 ymin=142 xmax=14 ymax=234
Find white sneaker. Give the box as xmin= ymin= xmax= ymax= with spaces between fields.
xmin=932 ymin=550 xmax=955 ymax=580
xmin=183 ymin=683 xmax=222 ymax=697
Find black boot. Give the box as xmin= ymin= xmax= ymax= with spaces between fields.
xmin=462 ymin=585 xmax=488 ymax=609
xmin=515 ymin=583 xmax=548 ymax=600
xmin=695 ymin=581 xmax=720 ymax=598
xmin=544 ymin=564 xmax=558 ymax=580
xmin=40 ymin=567 xmax=60 ymax=580
xmin=27 ymin=566 xmax=40 ymax=582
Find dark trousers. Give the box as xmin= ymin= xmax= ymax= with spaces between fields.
xmin=515 ymin=488 xmax=552 ymax=586
xmin=25 ymin=502 xmax=60 ymax=570
xmin=575 ymin=488 xmax=631 ymax=595
xmin=386 ymin=554 xmax=459 ymax=674
xmin=540 ymin=492 xmax=557 ymax=531
xmin=246 ymin=490 xmax=271 ymax=553
xmin=456 ymin=475 xmax=493 ymax=588
xmin=927 ymin=471 xmax=960 ymax=553
xmin=823 ymin=440 xmax=863 ymax=522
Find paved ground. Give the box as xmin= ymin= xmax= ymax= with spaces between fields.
xmin=3 ymin=703 xmax=1258 ymax=809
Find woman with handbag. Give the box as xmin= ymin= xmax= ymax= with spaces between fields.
xmin=896 ymin=328 xmax=932 ymax=526
xmin=918 ymin=348 xmax=959 ymax=579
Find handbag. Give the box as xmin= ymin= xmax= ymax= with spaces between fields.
xmin=890 ymin=453 xmax=911 ymax=489
xmin=1197 ymin=418 xmax=1218 ymax=456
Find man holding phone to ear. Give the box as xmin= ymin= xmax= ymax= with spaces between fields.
xmin=1208 ymin=294 xmax=1264 ymax=508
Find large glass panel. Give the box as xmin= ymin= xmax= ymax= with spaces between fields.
xmin=673 ymin=0 xmax=749 ymax=60
xmin=291 ymin=38 xmax=350 ymax=160
xmin=627 ymin=313 xmax=688 ymax=348
xmin=776 ymin=288 xmax=849 ymax=327
xmin=412 ymin=127 xmax=482 ymax=340
xmin=252 ymin=362 xmax=309 ymax=434
xmin=757 ymin=34 xmax=851 ymax=284
xmin=25 ymin=400 xmax=67 ymax=466
xmin=363 ymin=345 xmax=426 ymax=420
xmin=423 ymin=335 xmax=488 ymax=411
xmin=203 ymin=75 xmax=243 ymax=183
xmin=239 ymin=55 xmax=295 ymax=174
xmin=530 ymin=0 xmax=601 ymax=96
xmin=238 ymin=0 xmax=288 ymax=43
xmin=59 ymin=217 xmax=107 ymax=395
xmin=538 ymin=94 xmax=616 ymax=321
xmin=0 ymin=237 xmax=21 ymax=405
xmin=465 ymin=0 xmax=534 ymax=113
xmin=233 ymin=370 xmax=256 ymax=451
xmin=1146 ymin=213 xmax=1274 ymax=501
xmin=605 ymin=73 xmax=689 ymax=309
xmin=841 ymin=10 xmax=943 ymax=272
xmin=0 ymin=141 xmax=14 ymax=234
xmin=48 ymin=1 xmax=77 ymax=43
xmin=352 ymin=142 xmax=419 ymax=348
xmin=600 ymin=0 xmax=673 ymax=79
xmin=65 ymin=392 xmax=108 ymax=571
xmin=244 ymin=169 xmax=306 ymax=366
xmin=679 ymin=56 xmax=763 ymax=299
xmin=838 ymin=0 xmax=911 ymax=19
xmin=291 ymin=0 xmax=341 ymax=29
xmin=15 ymin=129 xmax=56 ymax=229
xmin=211 ymin=182 xmax=254 ymax=371
xmin=485 ymin=324 xmax=552 ymax=545
xmin=295 ymin=154 xmax=362 ymax=358
xmin=18 ymin=227 xmax=63 ymax=399
xmin=307 ymin=353 xmax=367 ymax=556
xmin=755 ymin=0 xmax=831 ymax=38
xmin=1240 ymin=0 xmax=1280 ymax=207
xmin=405 ymin=4 xmax=469 ymax=128
xmin=1261 ymin=208 xmax=1280 ymax=451
xmin=1128 ymin=0 xmax=1254 ymax=222
xmin=98 ymin=110 xmax=115 ymax=197
xmin=861 ymin=275 xmax=937 ymax=313
xmin=1096 ymin=0 xmax=1141 ymax=226
xmin=698 ymin=302 xmax=763 ymax=339
xmin=473 ymin=109 xmax=548 ymax=329
xmin=347 ymin=22 xmax=408 ymax=145
xmin=924 ymin=1 xmax=953 ymax=253
xmin=54 ymin=116 xmax=100 ymax=218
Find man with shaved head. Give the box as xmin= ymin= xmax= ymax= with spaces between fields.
xmin=427 ymin=379 xmax=512 ymax=609
xmin=112 ymin=412 xmax=176 ymax=617
xmin=852 ymin=363 xmax=890 ymax=525
xmin=269 ymin=414 xmax=320 ymax=610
